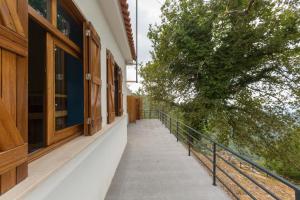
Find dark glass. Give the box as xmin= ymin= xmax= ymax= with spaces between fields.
xmin=57 ymin=0 xmax=83 ymax=47
xmin=55 ymin=47 xmax=84 ymax=131
xmin=29 ymin=0 xmax=51 ymax=20
xmin=28 ymin=19 xmax=46 ymax=153
xmin=114 ymin=65 xmax=119 ymax=115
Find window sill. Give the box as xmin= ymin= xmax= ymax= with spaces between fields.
xmin=0 ymin=115 xmax=127 ymax=200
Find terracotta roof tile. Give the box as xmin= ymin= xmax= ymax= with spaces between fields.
xmin=119 ymin=0 xmax=136 ymax=60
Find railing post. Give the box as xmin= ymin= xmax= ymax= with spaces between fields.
xmin=213 ymin=142 xmax=217 ymax=186
xmin=170 ymin=117 xmax=172 ymax=134
xmin=188 ymin=130 xmax=191 ymax=156
xmin=144 ymin=110 xmax=145 ymax=119
xmin=150 ymin=110 xmax=151 ymax=118
xmin=296 ymin=189 xmax=300 ymax=200
xmin=176 ymin=120 xmax=179 ymax=142
xmin=159 ymin=111 xmax=161 ymax=122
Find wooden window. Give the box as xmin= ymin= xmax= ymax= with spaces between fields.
xmin=28 ymin=0 xmax=84 ymax=151
xmin=54 ymin=45 xmax=83 ymax=131
xmin=28 ymin=0 xmax=51 ymax=20
xmin=57 ymin=0 xmax=82 ymax=47
xmin=0 ymin=0 xmax=28 ymax=195
xmin=46 ymin=33 xmax=83 ymax=146
xmin=107 ymin=50 xmax=116 ymax=124
xmin=0 ymin=0 xmax=104 ymax=195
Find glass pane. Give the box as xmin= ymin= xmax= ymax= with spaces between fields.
xmin=55 ymin=46 xmax=84 ymax=131
xmin=57 ymin=0 xmax=83 ymax=47
xmin=29 ymin=0 xmax=51 ymax=20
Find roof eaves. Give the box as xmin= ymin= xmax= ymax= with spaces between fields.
xmin=119 ymin=0 xmax=136 ymax=61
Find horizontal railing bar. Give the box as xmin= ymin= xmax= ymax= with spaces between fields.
xmin=178 ymin=121 xmax=214 ymax=142
xmin=180 ymin=126 xmax=191 ymax=135
xmin=196 ymin=149 xmax=213 ymax=163
xmin=216 ymin=143 xmax=300 ymax=191
xmin=216 ymin=165 xmax=257 ymax=200
xmin=177 ymin=126 xmax=211 ymax=145
xmin=178 ymin=126 xmax=189 ymax=134
xmin=178 ymin=128 xmax=215 ymax=153
xmin=156 ymin=110 xmax=300 ymax=192
xmin=195 ymin=144 xmax=213 ymax=153
xmin=216 ymin=176 xmax=240 ymax=200
xmin=176 ymin=131 xmax=188 ymax=141
xmin=161 ymin=112 xmax=216 ymax=143
xmin=217 ymin=154 xmax=280 ymax=200
xmin=191 ymin=149 xmax=213 ymax=172
xmin=191 ymin=147 xmax=239 ymax=200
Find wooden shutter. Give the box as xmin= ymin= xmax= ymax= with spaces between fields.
xmin=85 ymin=22 xmax=102 ymax=135
xmin=0 ymin=0 xmax=28 ymax=194
xmin=117 ymin=69 xmax=123 ymax=116
xmin=107 ymin=51 xmax=115 ymax=124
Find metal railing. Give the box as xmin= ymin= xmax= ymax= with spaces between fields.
xmin=142 ymin=109 xmax=300 ymax=200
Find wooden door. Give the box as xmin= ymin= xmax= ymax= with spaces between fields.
xmin=127 ymin=96 xmax=137 ymax=123
xmin=107 ymin=51 xmax=115 ymax=124
xmin=86 ymin=22 xmax=102 ymax=135
xmin=0 ymin=0 xmax=28 ymax=194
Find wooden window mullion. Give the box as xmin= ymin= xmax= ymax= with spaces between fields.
xmin=51 ymin=0 xmax=57 ymax=27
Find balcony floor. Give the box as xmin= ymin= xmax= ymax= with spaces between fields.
xmin=105 ymin=119 xmax=230 ymax=200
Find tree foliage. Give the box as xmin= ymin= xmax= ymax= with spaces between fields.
xmin=140 ymin=0 xmax=300 ymax=180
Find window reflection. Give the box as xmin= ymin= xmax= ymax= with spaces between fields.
xmin=57 ymin=0 xmax=83 ymax=47
xmin=29 ymin=0 xmax=51 ymax=20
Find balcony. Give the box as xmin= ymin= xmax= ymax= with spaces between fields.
xmin=105 ymin=119 xmax=230 ymax=200
xmin=106 ymin=110 xmax=300 ymax=200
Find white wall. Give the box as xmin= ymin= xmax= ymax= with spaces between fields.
xmin=22 ymin=117 xmax=127 ymax=200
xmin=73 ymin=0 xmax=128 ymax=125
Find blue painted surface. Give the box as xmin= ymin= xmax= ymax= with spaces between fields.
xmin=66 ymin=55 xmax=84 ymax=126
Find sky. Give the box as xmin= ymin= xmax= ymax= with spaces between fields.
xmin=126 ymin=0 xmax=163 ymax=93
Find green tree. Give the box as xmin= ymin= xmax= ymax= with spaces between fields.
xmin=141 ymin=0 xmax=300 ymax=180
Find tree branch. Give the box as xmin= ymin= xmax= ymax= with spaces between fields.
xmin=226 ymin=0 xmax=255 ymax=16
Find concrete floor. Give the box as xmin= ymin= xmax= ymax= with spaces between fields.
xmin=105 ymin=119 xmax=230 ymax=200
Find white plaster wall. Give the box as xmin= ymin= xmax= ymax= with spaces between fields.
xmin=22 ymin=117 xmax=127 ymax=200
xmin=73 ymin=0 xmax=128 ymax=125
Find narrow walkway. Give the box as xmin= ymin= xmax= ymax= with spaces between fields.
xmin=105 ymin=119 xmax=230 ymax=200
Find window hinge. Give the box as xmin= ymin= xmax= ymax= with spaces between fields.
xmin=86 ymin=30 xmax=91 ymax=37
xmin=87 ymin=118 xmax=92 ymax=125
xmin=86 ymin=73 xmax=92 ymax=80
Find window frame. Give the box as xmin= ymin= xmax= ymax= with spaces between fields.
xmin=46 ymin=34 xmax=83 ymax=146
xmin=28 ymin=0 xmax=90 ymax=161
